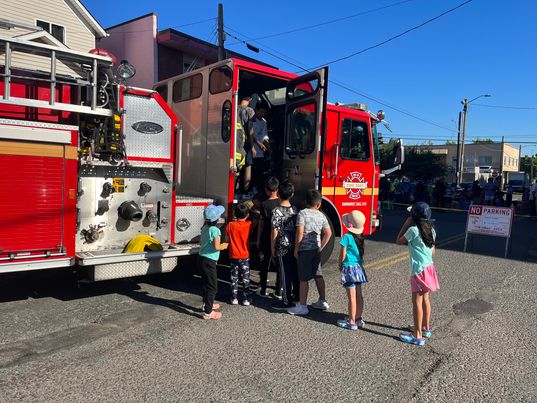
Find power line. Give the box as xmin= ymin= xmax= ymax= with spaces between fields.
xmin=472 ymin=103 xmax=537 ymax=110
xmin=227 ymin=0 xmax=416 ymax=45
xmin=226 ymin=26 xmax=458 ymax=133
xmin=106 ymin=17 xmax=217 ymax=35
xmin=309 ymin=0 xmax=474 ymax=70
xmin=225 ymin=31 xmax=308 ymax=71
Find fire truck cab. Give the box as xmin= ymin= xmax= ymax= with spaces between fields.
xmin=155 ymin=58 xmax=401 ymax=261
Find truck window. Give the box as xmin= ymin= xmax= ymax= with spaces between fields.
xmin=209 ymin=66 xmax=233 ymax=94
xmin=286 ymin=103 xmax=316 ymax=155
xmin=173 ymin=74 xmax=202 ymax=103
xmin=371 ymin=123 xmax=380 ymax=165
xmin=287 ymin=78 xmax=318 ymax=100
xmin=340 ymin=119 xmax=370 ymax=161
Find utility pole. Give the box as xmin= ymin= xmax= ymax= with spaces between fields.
xmin=458 ymin=99 xmax=468 ymax=184
xmin=457 ymin=94 xmax=491 ymax=184
xmin=217 ymin=3 xmax=225 ymax=61
xmin=455 ymin=111 xmax=462 ymax=184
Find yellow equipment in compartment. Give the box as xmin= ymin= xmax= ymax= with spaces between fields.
xmin=123 ymin=235 xmax=163 ymax=253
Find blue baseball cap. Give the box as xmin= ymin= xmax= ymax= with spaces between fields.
xmin=204 ymin=204 xmax=225 ymax=222
xmin=407 ymin=202 xmax=432 ymax=220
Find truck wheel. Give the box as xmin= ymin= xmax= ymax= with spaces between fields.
xmin=321 ymin=216 xmax=336 ymax=265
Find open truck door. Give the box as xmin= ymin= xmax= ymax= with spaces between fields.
xmin=283 ymin=68 xmax=328 ymax=206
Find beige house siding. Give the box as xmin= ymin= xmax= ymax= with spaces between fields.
xmin=502 ymin=144 xmax=519 ymax=172
xmin=1 ymin=0 xmax=98 ymax=77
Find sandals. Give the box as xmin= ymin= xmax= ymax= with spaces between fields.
xmin=399 ymin=332 xmax=425 ymax=346
xmin=406 ymin=325 xmax=432 ymax=338
xmin=202 ymin=311 xmax=222 ymax=320
xmin=336 ymin=319 xmax=358 ymax=330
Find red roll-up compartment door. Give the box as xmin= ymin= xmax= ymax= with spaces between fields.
xmin=0 ymin=140 xmax=77 ymax=261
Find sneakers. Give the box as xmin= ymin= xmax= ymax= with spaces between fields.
xmin=201 ymin=303 xmax=220 ymax=311
xmin=357 ymin=318 xmax=366 ymax=329
xmin=311 ymin=299 xmax=330 ymax=311
xmin=337 ymin=319 xmax=358 ymax=330
xmin=270 ymin=292 xmax=283 ymax=300
xmin=241 ymin=299 xmax=251 ymax=306
xmin=202 ymin=311 xmax=222 ymax=320
xmin=422 ymin=329 xmax=432 ymax=338
xmin=287 ymin=303 xmax=309 ymax=316
xmin=399 ymin=332 xmax=425 ymax=346
xmin=270 ymin=301 xmax=295 ymax=310
xmin=230 ymin=298 xmax=239 ymax=305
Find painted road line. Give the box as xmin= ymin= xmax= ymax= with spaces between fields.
xmin=367 ymin=233 xmax=466 ymax=270
xmin=366 ymin=233 xmax=465 ymax=269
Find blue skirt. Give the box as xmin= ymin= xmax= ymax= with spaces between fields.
xmin=341 ymin=264 xmax=368 ymax=287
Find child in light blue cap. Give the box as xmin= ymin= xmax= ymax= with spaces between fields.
xmin=199 ymin=204 xmax=227 ymax=320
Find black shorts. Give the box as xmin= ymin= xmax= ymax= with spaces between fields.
xmin=297 ymin=249 xmax=323 ymax=282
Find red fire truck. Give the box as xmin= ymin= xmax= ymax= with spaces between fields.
xmin=0 ymin=35 xmax=213 ymax=280
xmin=154 ymin=59 xmax=403 ymax=262
xmin=0 ymin=35 xmax=401 ymax=279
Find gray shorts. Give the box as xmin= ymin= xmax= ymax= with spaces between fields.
xmin=297 ymin=249 xmax=323 ymax=282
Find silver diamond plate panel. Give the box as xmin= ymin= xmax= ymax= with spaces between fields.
xmin=123 ymin=94 xmax=172 ymax=159
xmin=175 ymin=204 xmax=209 ymax=244
xmin=92 ymin=257 xmax=177 ymax=281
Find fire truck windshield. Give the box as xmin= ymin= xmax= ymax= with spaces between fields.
xmin=264 ymin=87 xmax=286 ymax=105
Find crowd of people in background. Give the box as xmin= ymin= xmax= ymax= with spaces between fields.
xmin=380 ymin=176 xmax=537 ymax=215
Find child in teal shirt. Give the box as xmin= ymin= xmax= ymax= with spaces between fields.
xmin=336 ymin=210 xmax=368 ymax=330
xmin=199 ymin=205 xmax=228 ymax=320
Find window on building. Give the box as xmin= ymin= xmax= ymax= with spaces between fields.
xmin=155 ymin=85 xmax=168 ymax=102
xmin=172 ymin=74 xmax=202 ymax=103
xmin=340 ymin=119 xmax=370 ymax=161
xmin=478 ymin=155 xmax=492 ymax=166
xmin=36 ymin=19 xmax=65 ymax=43
xmin=182 ymin=55 xmax=203 ymax=73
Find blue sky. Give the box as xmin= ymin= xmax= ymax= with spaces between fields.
xmin=86 ymin=0 xmax=537 ymax=157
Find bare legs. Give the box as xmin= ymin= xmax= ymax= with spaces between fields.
xmin=411 ymin=291 xmax=431 ymax=338
xmin=299 ymin=277 xmax=326 ymax=305
xmin=345 ymin=285 xmax=364 ymax=324
xmin=422 ymin=291 xmax=431 ymax=331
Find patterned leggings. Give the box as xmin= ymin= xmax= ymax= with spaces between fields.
xmin=230 ymin=258 xmax=251 ymax=300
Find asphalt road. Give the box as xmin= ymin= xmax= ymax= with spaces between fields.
xmin=0 ymin=208 xmax=536 ymax=402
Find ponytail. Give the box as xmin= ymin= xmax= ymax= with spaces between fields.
xmin=415 ymin=220 xmax=435 ymax=248
xmin=352 ymin=233 xmax=365 ymax=257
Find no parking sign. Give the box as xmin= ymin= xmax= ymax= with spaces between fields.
xmin=464 ymin=205 xmax=514 ymax=257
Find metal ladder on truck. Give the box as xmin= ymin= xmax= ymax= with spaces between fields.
xmin=0 ymin=32 xmax=114 ymax=117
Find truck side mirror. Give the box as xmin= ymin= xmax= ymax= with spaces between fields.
xmin=381 ymin=138 xmax=404 ymax=176
xmin=393 ymin=139 xmax=404 ymax=166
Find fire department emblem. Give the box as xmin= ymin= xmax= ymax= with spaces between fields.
xmin=343 ymin=171 xmax=368 ymax=200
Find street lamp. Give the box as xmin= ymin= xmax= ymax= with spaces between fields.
xmin=456 ymin=94 xmax=492 ymax=184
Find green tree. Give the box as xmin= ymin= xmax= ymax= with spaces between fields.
xmin=521 ymin=154 xmax=537 ymax=179
xmin=445 ymin=140 xmax=456 ymax=145
xmin=472 ymin=138 xmax=495 ymax=144
xmin=399 ymin=147 xmax=447 ymax=180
